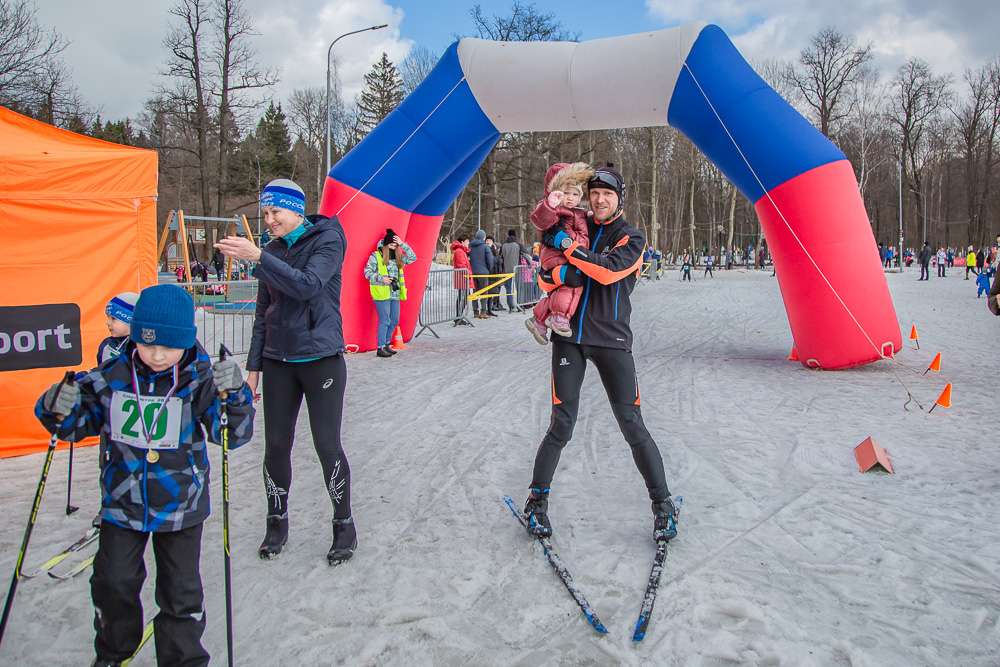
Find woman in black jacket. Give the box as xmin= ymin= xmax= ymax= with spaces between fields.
xmin=214 ymin=178 xmax=356 ymax=566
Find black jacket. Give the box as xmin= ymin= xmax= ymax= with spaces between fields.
xmin=562 ymin=214 xmax=645 ymax=350
xmin=918 ymin=245 xmax=932 ymax=265
xmin=248 ymin=215 xmax=347 ymax=369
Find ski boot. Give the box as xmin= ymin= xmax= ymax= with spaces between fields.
xmin=523 ymin=488 xmax=552 ymax=538
xmin=258 ymin=514 xmax=289 ymax=560
xmin=328 ymin=517 xmax=357 ymax=565
xmin=652 ymin=498 xmax=678 ymax=542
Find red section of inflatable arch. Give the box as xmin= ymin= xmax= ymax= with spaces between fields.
xmin=319 ymin=178 xmax=443 ymax=352
xmin=754 ymin=160 xmax=901 ymax=369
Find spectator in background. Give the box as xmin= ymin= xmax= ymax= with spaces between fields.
xmin=966 ymin=247 xmax=977 ymax=279
xmin=486 ymin=235 xmax=504 ymax=312
xmin=469 ymin=230 xmax=496 ymax=318
xmin=213 ymin=249 xmax=226 ymax=279
xmin=364 ymin=229 xmax=416 ymax=358
xmin=450 ymin=234 xmax=472 ymax=324
xmin=500 ymin=229 xmax=531 ymax=313
xmin=937 ymin=247 xmax=947 ymax=277
xmin=918 ymin=242 xmax=932 ymax=280
xmin=976 ymin=246 xmax=986 ymax=275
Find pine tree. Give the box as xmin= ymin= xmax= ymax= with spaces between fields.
xmin=355 ymin=52 xmax=403 ymax=136
xmin=256 ymin=101 xmax=293 ymax=178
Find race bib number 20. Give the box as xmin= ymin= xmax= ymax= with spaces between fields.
xmin=110 ymin=391 xmax=182 ymax=450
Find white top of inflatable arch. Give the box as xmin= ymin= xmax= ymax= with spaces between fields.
xmin=457 ymin=21 xmax=708 ymax=133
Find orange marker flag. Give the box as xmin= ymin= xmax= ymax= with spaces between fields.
xmin=787 ymin=347 xmax=799 ymax=361
xmin=923 ymin=352 xmax=941 ymax=375
xmin=909 ymin=325 xmax=919 ymax=349
xmin=928 ymin=382 xmax=952 ymax=413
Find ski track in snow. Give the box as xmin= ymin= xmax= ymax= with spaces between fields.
xmin=0 ymin=267 xmax=997 ymax=665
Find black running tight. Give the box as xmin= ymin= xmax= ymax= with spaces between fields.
xmin=530 ymin=339 xmax=670 ymax=501
xmin=261 ymin=356 xmax=351 ymax=520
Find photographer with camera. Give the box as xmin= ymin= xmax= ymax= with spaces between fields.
xmin=364 ymin=228 xmax=416 ymax=358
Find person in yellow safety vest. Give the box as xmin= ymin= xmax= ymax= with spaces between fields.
xmin=364 ymin=228 xmax=416 ymax=357
xmin=966 ymin=247 xmax=977 ymax=280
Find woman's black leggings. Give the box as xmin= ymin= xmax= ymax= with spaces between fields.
xmin=261 ymin=356 xmax=351 ymax=520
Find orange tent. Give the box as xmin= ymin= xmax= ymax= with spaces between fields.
xmin=0 ymin=107 xmax=157 ymax=457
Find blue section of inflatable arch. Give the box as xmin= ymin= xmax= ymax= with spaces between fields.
xmin=668 ymin=24 xmax=846 ymax=204
xmin=331 ymin=43 xmax=500 ymax=216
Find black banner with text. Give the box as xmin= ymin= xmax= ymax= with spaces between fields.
xmin=0 ymin=304 xmax=83 ymax=372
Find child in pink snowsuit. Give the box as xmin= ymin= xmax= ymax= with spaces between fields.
xmin=525 ymin=162 xmax=594 ymax=343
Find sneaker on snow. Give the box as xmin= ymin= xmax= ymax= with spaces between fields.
xmin=259 ymin=514 xmax=289 ymax=560
xmin=525 ymin=317 xmax=549 ymax=345
xmin=523 ymin=488 xmax=553 ymax=538
xmin=545 ymin=314 xmax=572 ymax=336
xmin=328 ymin=517 xmax=357 ymax=565
xmin=652 ymin=498 xmax=678 ymax=542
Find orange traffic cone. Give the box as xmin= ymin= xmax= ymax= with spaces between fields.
xmin=923 ymin=352 xmax=941 ymax=375
xmin=928 ymin=382 xmax=951 ymax=413
xmin=787 ymin=347 xmax=799 ymax=361
xmin=909 ymin=325 xmax=919 ymax=349
xmin=390 ymin=325 xmax=408 ymax=350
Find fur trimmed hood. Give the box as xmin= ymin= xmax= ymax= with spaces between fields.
xmin=545 ymin=162 xmax=596 ymax=195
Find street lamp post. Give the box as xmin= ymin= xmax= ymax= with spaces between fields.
xmin=254 ymin=156 xmax=261 ymax=241
xmin=326 ymin=24 xmax=389 ymax=177
xmin=910 ymin=189 xmax=927 ymax=245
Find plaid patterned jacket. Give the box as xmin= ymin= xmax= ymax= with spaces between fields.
xmin=36 ymin=341 xmax=254 ymax=532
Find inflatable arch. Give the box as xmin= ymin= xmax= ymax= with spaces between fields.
xmin=319 ymin=22 xmax=901 ymax=370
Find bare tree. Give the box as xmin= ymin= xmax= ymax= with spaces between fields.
xmin=468 ymin=2 xmax=579 ymax=41
xmin=785 ymin=26 xmax=873 ymax=137
xmin=0 ymin=0 xmax=66 ymax=104
xmin=888 ymin=57 xmax=953 ymax=242
xmin=287 ymin=87 xmax=327 ymax=207
xmin=400 ymin=45 xmax=439 ymax=96
xmin=212 ymin=0 xmax=277 ymax=220
xmin=951 ymin=56 xmax=1000 ymax=247
xmin=161 ymin=0 xmax=214 ymax=216
xmin=842 ymin=65 xmax=890 ymax=198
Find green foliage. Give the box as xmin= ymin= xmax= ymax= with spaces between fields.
xmin=256 ymin=101 xmax=293 ymax=177
xmin=355 ymin=52 xmax=403 ymax=136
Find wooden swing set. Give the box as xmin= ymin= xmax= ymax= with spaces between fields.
xmin=156 ymin=211 xmax=257 ymax=286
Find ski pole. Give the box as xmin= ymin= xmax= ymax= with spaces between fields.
xmin=218 ymin=345 xmax=234 ymax=667
xmin=65 ymin=441 xmax=79 ymax=515
xmin=0 ymin=371 xmax=75 ymax=648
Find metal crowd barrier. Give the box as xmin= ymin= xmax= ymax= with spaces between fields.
xmin=514 ymin=264 xmax=542 ymax=308
xmin=174 ymin=279 xmax=259 ymax=355
xmin=416 ymin=268 xmax=472 ymax=338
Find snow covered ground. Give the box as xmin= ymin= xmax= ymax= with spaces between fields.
xmin=1 ymin=265 xmax=996 ymax=666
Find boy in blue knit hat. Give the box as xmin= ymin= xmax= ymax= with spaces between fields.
xmin=36 ymin=284 xmax=255 ymax=667
xmin=98 ymin=292 xmax=138 ymax=365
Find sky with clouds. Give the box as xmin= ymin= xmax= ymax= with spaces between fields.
xmin=29 ymin=0 xmax=999 ymax=122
